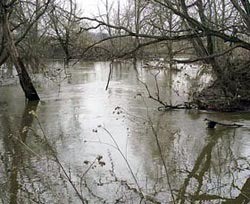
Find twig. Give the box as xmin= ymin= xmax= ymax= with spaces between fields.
xmin=137 ymin=73 xmax=193 ymax=111
xmin=137 ymin=75 xmax=167 ymax=107
xmin=138 ymin=97 xmax=176 ymax=203
xmin=32 ymin=114 xmax=87 ymax=204
xmin=101 ymin=127 xmax=144 ymax=198
xmin=148 ymin=118 xmax=177 ymax=204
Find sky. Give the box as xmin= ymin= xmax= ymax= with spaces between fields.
xmin=77 ymin=0 xmax=102 ymax=14
xmin=76 ymin=0 xmax=127 ymax=16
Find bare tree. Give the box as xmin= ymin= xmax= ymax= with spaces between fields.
xmin=0 ymin=0 xmax=52 ymax=100
xmin=48 ymin=0 xmax=81 ymax=65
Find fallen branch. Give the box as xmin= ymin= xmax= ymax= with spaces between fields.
xmin=158 ymin=104 xmax=192 ymax=111
xmin=204 ymin=118 xmax=243 ymax=128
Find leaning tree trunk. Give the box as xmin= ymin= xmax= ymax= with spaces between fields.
xmin=2 ymin=12 xmax=40 ymax=101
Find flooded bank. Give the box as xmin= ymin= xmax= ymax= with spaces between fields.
xmin=0 ymin=61 xmax=250 ymax=203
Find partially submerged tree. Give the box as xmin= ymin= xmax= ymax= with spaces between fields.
xmin=0 ymin=0 xmax=55 ymax=100
xmin=0 ymin=0 xmax=50 ymax=100
xmin=78 ymin=0 xmax=250 ymax=110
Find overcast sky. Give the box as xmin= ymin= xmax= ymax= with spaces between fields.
xmin=76 ymin=0 xmax=127 ymax=16
xmin=77 ymin=0 xmax=101 ymax=14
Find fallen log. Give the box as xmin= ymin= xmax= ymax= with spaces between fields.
xmin=157 ymin=102 xmax=196 ymax=111
xmin=204 ymin=118 xmax=243 ymax=128
xmin=158 ymin=105 xmax=189 ymax=111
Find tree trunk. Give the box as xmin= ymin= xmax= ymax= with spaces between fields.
xmin=2 ymin=12 xmax=40 ymax=101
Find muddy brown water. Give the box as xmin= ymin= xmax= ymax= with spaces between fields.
xmin=0 ymin=61 xmax=249 ymax=203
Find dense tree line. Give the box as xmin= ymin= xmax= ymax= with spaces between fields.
xmin=0 ymin=0 xmax=250 ymax=110
xmin=80 ymin=0 xmax=250 ymax=110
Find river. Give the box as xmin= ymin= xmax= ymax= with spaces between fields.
xmin=0 ymin=60 xmax=249 ymax=203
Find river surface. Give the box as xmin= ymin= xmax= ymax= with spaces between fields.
xmin=0 ymin=60 xmax=250 ymax=203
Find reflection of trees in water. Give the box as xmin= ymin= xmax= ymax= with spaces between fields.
xmin=176 ymin=128 xmax=250 ymax=203
xmin=0 ymin=102 xmax=150 ymax=203
xmin=124 ymin=106 xmax=249 ymax=203
xmin=0 ymin=100 xmax=249 ymax=203
xmin=222 ymin=177 xmax=250 ymax=203
xmin=0 ymin=102 xmax=76 ymax=203
xmin=0 ymin=102 xmax=39 ymax=203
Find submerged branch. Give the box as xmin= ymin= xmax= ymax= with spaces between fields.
xmin=138 ymin=71 xmax=196 ymax=111
xmin=105 ymin=61 xmax=113 ymax=90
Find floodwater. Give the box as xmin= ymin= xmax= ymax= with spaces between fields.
xmin=0 ymin=60 xmax=249 ymax=204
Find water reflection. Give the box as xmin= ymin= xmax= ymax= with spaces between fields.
xmin=0 ymin=102 xmax=39 ymax=203
xmin=0 ymin=61 xmax=249 ymax=203
xmin=11 ymin=101 xmax=39 ymax=203
xmin=0 ymin=101 xmax=86 ymax=203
